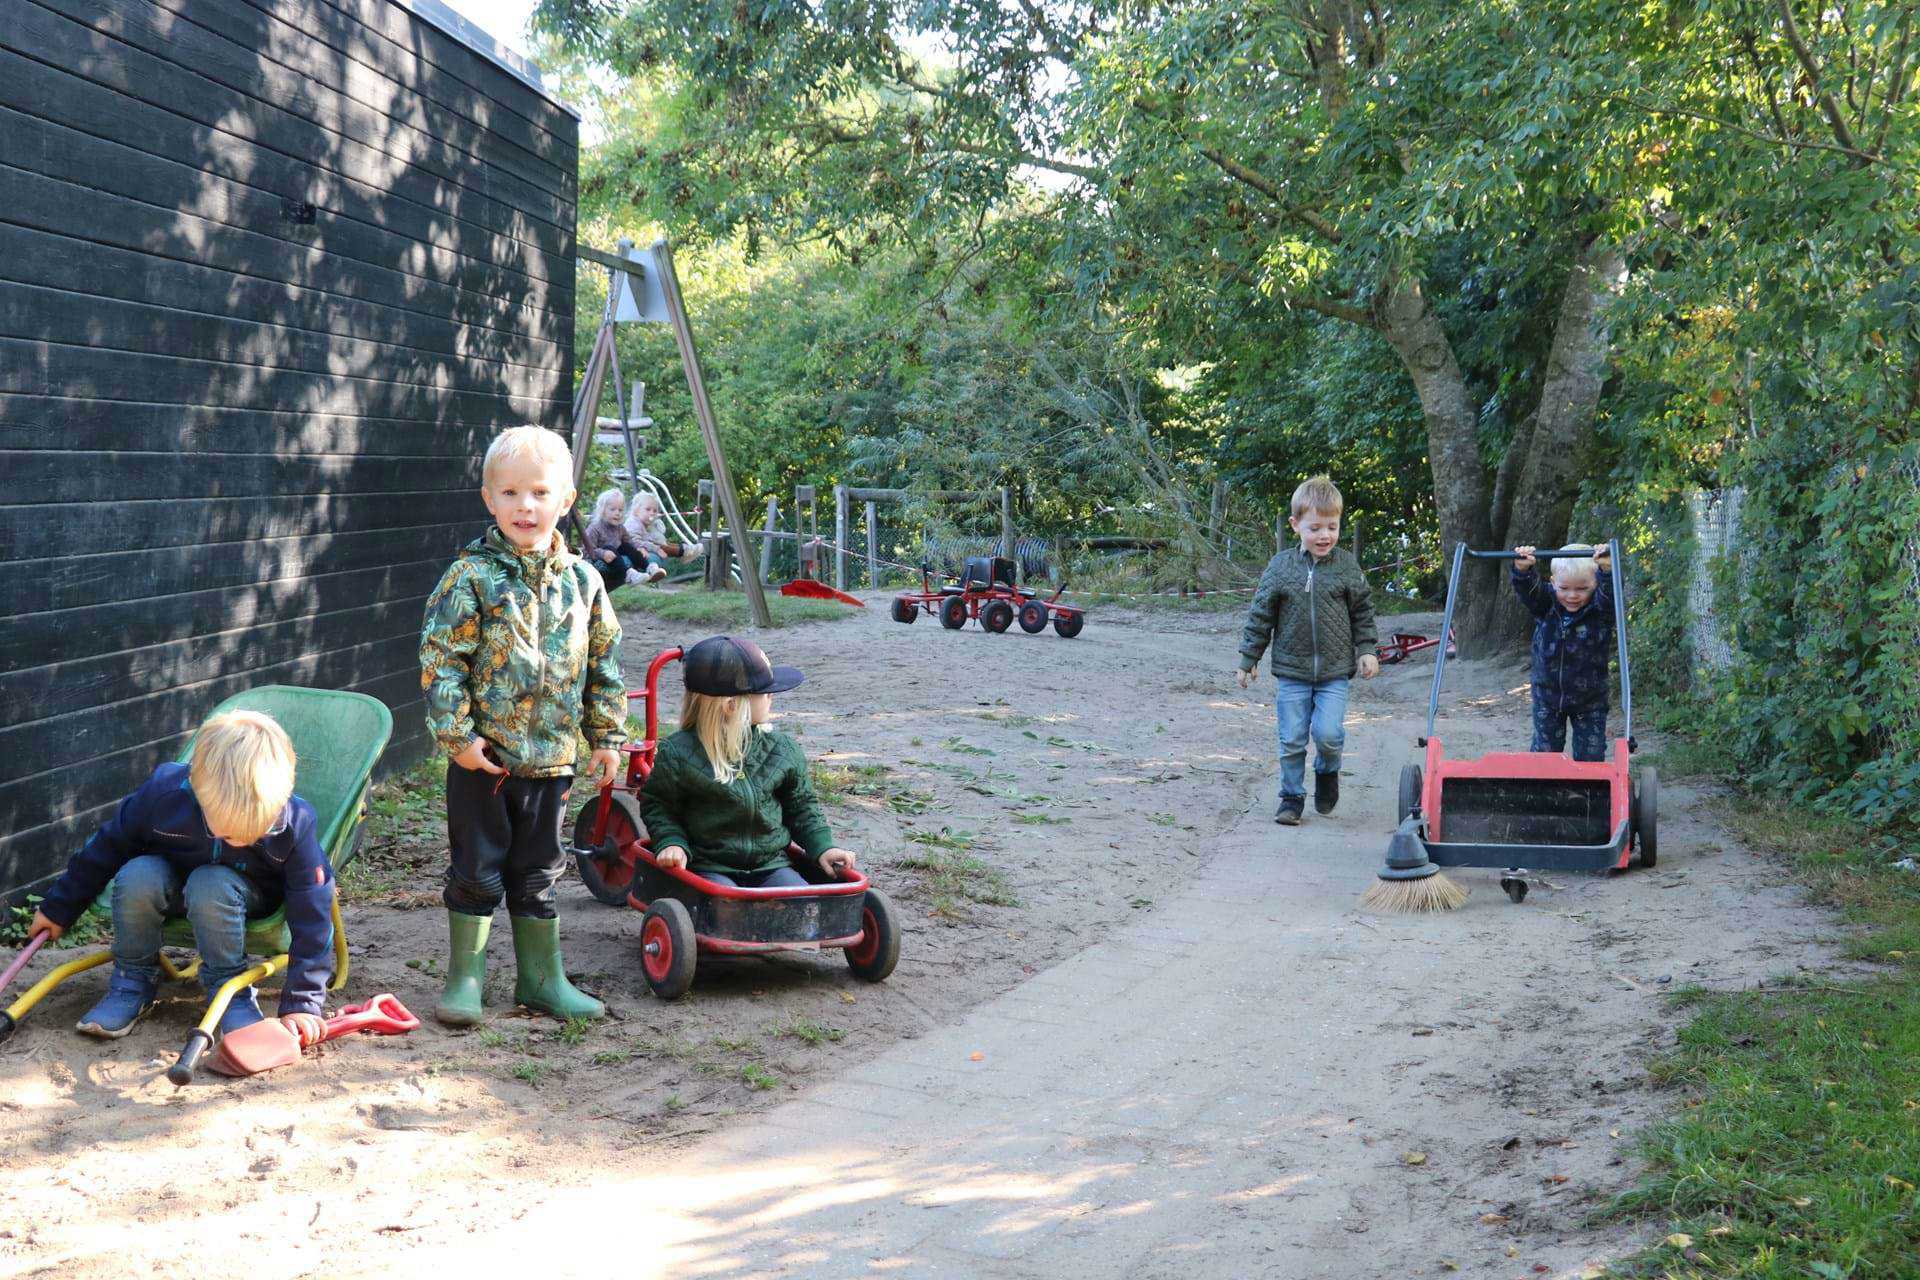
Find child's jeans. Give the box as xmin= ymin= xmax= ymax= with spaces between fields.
xmin=111 ymin=855 xmax=266 ymax=988
xmin=1532 ymin=700 xmax=1608 ymax=762
xmin=1275 ymin=676 xmax=1350 ymax=800
xmin=699 ymin=866 xmax=809 ymax=888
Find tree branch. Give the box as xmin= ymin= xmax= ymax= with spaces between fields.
xmin=810 ymin=119 xmax=1103 ymax=181
xmin=1776 ymin=0 xmax=1870 ymax=161
xmin=1737 ymin=26 xmax=1796 ymax=148
xmin=1600 ymin=93 xmax=1912 ymax=172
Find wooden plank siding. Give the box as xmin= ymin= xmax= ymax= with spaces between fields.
xmin=0 ymin=0 xmax=578 ymax=899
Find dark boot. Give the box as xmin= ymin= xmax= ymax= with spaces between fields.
xmin=1314 ymin=770 xmax=1340 ymax=815
xmin=1275 ymin=796 xmax=1304 ymax=826
xmin=436 ymin=910 xmax=491 ymax=1027
xmin=510 ymin=916 xmax=605 ymax=1020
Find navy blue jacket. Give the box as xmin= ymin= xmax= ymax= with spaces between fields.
xmin=1512 ymin=567 xmax=1616 ymax=715
xmin=38 ymin=764 xmax=335 ymax=1016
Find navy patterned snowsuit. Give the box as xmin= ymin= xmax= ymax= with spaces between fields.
xmin=1512 ymin=565 xmax=1615 ymax=762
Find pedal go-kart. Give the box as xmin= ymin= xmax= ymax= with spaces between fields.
xmin=890 ymin=555 xmax=1085 ymax=637
xmin=570 ymin=647 xmax=902 ymax=999
xmin=1388 ymin=540 xmax=1656 ymax=905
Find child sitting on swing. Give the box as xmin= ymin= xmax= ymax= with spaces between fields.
xmin=639 ymin=636 xmax=859 ymax=887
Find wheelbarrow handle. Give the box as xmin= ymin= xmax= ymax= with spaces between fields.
xmin=323 ymin=993 xmax=422 ymax=1039
xmin=0 ymin=930 xmax=51 ymax=997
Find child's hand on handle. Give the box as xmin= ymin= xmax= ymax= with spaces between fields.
xmin=1357 ymin=654 xmax=1381 ymax=679
xmin=1594 ymin=543 xmax=1612 ymax=575
xmin=654 ymin=845 xmax=689 ymax=870
xmin=280 ymin=1013 xmax=327 ymax=1049
xmin=819 ymin=848 xmax=859 ymax=877
xmin=586 ymin=748 xmax=621 ymax=789
xmin=29 ymin=910 xmax=63 ymax=943
xmin=452 ymin=739 xmax=506 ymax=775
xmin=1235 ymin=667 xmax=1257 ymax=689
xmin=1514 ymin=545 xmax=1536 ymax=573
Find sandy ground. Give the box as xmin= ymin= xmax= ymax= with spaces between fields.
xmin=0 ymin=598 xmax=1853 ymax=1278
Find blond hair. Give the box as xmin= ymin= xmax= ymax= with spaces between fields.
xmin=591 ymin=488 xmax=625 ymax=524
xmin=482 ymin=425 xmax=573 ymax=487
xmin=1552 ymin=544 xmax=1598 ymax=588
xmin=1290 ymin=475 xmax=1344 ymax=519
xmin=680 ymin=689 xmax=754 ymax=784
xmin=190 ymin=711 xmax=296 ymax=845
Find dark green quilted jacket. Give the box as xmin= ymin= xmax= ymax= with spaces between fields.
xmin=638 ymin=727 xmax=836 ymax=876
xmin=1238 ymin=546 xmax=1379 ymax=682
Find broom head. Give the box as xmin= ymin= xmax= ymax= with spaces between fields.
xmin=1360 ymin=817 xmax=1469 ymax=913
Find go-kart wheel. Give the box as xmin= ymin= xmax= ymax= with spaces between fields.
xmin=939 ymin=596 xmax=968 ymax=629
xmin=640 ymin=898 xmax=698 ymax=1000
xmin=1633 ymin=768 xmax=1659 ymax=868
xmin=1018 ymin=601 xmax=1049 ymax=633
xmin=844 ymin=888 xmax=900 ymax=983
xmin=1052 ymin=610 xmax=1084 ymax=639
xmin=890 ymin=596 xmax=917 ymax=624
xmin=982 ymin=601 xmax=1015 ymax=633
xmin=1499 ymin=876 xmax=1529 ymax=904
xmin=1397 ymin=763 xmax=1423 ymax=823
xmin=572 ymin=792 xmax=646 ymax=907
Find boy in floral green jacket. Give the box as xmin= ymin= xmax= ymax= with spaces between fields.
xmin=419 ymin=425 xmax=626 ymax=1026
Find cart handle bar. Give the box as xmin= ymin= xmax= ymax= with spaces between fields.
xmin=1425 ymin=539 xmax=1632 ymax=747
xmin=629 ymin=842 xmax=872 ymax=899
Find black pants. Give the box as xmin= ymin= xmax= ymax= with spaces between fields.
xmin=595 ymin=541 xmax=660 ymax=591
xmin=1531 ymin=700 xmax=1608 ymax=762
xmin=444 ymin=764 xmax=572 ymax=918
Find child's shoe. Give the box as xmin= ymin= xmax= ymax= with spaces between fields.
xmin=209 ymin=982 xmax=266 ymax=1037
xmin=1314 ymin=771 xmax=1340 ymax=815
xmin=509 ymin=915 xmax=605 ymax=1020
xmin=436 ymin=910 xmax=491 ymax=1027
xmin=75 ymin=964 xmax=158 ymax=1039
xmin=624 ymin=568 xmax=644 ymax=586
xmin=1274 ymin=796 xmax=1304 ymax=826
xmin=646 ymin=565 xmax=668 ymax=583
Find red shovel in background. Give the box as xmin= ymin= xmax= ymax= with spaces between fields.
xmin=209 ymin=993 xmax=421 ymax=1077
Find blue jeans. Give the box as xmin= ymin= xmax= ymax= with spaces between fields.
xmin=1275 ymin=677 xmax=1350 ymax=800
xmin=110 ymin=855 xmax=266 ymax=988
xmin=700 ymin=866 xmax=809 ymax=888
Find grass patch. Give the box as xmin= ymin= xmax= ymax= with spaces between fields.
xmin=1599 ymin=777 xmax=1920 ymax=1274
xmin=609 ymin=587 xmax=852 ymax=628
xmin=509 ymin=1061 xmax=549 ymax=1086
xmin=556 ymin=1016 xmax=595 ymax=1046
xmin=741 ymin=1062 xmax=781 ymax=1091
xmin=899 ymin=828 xmax=1020 ymax=916
xmin=774 ymin=1016 xmax=846 ymax=1046
xmin=810 ymin=761 xmax=892 ymax=806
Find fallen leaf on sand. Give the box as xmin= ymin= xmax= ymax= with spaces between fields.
xmin=1666 ymin=1233 xmax=1694 ymax=1248
xmin=969 ymin=1051 xmax=984 ymax=1062
xmin=1543 ymin=1175 xmax=1569 ymax=1185
xmin=1581 ymin=1268 xmax=1609 ymax=1278
xmin=839 ymin=992 xmax=857 ymax=1004
xmin=1402 ymin=1152 xmax=1427 ymax=1166
xmin=1478 ymin=1213 xmax=1508 ymax=1226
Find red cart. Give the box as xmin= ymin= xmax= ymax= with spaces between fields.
xmin=890 ymin=556 xmax=1085 ymax=637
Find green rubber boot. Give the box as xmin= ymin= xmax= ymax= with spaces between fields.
xmin=510 ymin=915 xmax=606 ymax=1020
xmin=435 ymin=910 xmax=491 ymax=1027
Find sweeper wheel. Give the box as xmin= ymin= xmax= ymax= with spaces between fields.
xmin=891 ymin=596 xmax=917 ymax=624
xmin=1397 ymin=764 xmax=1423 ymax=823
xmin=640 ymin=898 xmax=698 ymax=1000
xmin=1633 ymin=768 xmax=1659 ymax=868
xmin=1499 ymin=875 xmax=1529 ymax=904
xmin=573 ymin=793 xmax=645 ymax=907
xmin=982 ymin=601 xmax=1015 ymax=633
xmin=939 ymin=596 xmax=968 ymax=629
xmin=1018 ymin=601 xmax=1049 ymax=633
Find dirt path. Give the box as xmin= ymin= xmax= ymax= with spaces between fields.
xmin=0 ymin=601 xmax=1848 ymax=1278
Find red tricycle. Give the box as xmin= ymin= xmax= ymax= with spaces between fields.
xmin=570 ymin=648 xmax=902 ymax=999
xmin=890 ymin=555 xmax=1086 ymax=637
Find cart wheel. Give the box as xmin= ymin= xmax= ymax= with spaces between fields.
xmin=572 ymin=793 xmax=646 ymax=907
xmin=939 ymin=596 xmax=968 ymax=630
xmin=1499 ymin=876 xmax=1529 ymax=904
xmin=1633 ymin=769 xmax=1659 ymax=868
xmin=640 ymin=898 xmax=698 ymax=1000
xmin=1018 ymin=601 xmax=1049 ymax=633
xmin=844 ymin=889 xmax=900 ymax=983
xmin=1053 ymin=610 xmax=1084 ymax=639
xmin=982 ymin=601 xmax=1015 ymax=633
xmin=890 ymin=596 xmax=917 ymax=624
xmin=1397 ymin=763 xmax=1423 ymax=823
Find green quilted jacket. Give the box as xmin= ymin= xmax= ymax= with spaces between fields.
xmin=1238 ymin=545 xmax=1379 ymax=683
xmin=639 ymin=727 xmax=836 ymax=876
xmin=419 ymin=527 xmax=627 ymax=777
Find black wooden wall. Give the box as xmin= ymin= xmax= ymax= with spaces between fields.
xmin=0 ymin=0 xmax=577 ymax=898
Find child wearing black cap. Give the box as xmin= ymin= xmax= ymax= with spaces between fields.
xmin=640 ymin=636 xmax=859 ymax=887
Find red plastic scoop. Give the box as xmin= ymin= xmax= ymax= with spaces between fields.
xmin=209 ymin=993 xmax=421 ymax=1077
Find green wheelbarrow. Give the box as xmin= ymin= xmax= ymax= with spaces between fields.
xmin=1 ymin=686 xmax=392 ymax=1084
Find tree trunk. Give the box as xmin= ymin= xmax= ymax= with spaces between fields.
xmin=1473 ymin=239 xmax=1628 ymax=648
xmin=1377 ymin=275 xmax=1503 ymax=653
